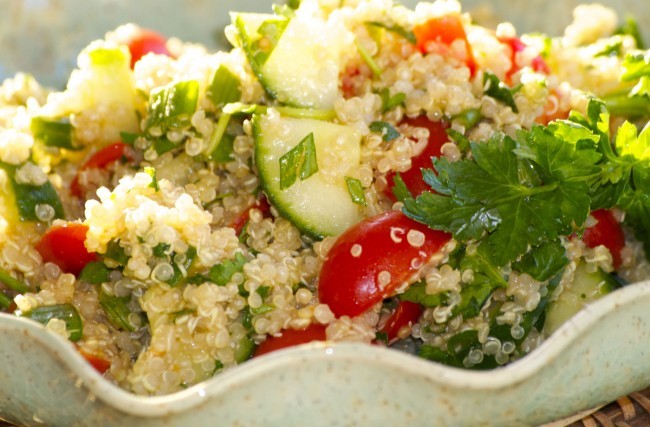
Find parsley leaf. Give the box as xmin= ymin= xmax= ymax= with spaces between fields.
xmin=279 ymin=132 xmax=319 ymax=189
xmin=404 ymin=125 xmax=601 ymax=266
xmin=210 ymin=252 xmax=248 ymax=286
xmin=483 ymin=72 xmax=519 ymax=113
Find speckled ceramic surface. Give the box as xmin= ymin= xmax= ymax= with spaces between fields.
xmin=0 ymin=280 xmax=649 ymax=426
xmin=1 ymin=1 xmax=650 ymax=426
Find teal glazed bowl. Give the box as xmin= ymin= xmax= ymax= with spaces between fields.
xmin=1 ymin=1 xmax=649 ymax=426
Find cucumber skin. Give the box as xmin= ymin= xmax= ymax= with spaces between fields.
xmin=233 ymin=14 xmax=280 ymax=103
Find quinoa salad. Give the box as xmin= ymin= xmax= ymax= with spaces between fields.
xmin=1 ymin=0 xmax=650 ymax=396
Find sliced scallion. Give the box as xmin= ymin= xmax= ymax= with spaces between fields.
xmin=0 ymin=267 xmax=30 ymax=294
xmin=345 ymin=176 xmax=367 ymax=206
xmin=208 ymin=65 xmax=242 ymax=107
xmin=30 ymin=117 xmax=76 ymax=150
xmin=355 ymin=39 xmax=382 ymax=77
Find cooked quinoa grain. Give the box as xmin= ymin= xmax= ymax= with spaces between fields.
xmin=1 ymin=0 xmax=649 ymax=395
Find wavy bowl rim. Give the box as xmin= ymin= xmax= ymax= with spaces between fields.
xmin=1 ymin=278 xmax=650 ymax=418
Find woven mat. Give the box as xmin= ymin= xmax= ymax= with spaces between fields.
xmin=1 ymin=386 xmax=648 ymax=426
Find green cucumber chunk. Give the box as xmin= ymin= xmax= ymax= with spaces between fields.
xmin=232 ymin=11 xmax=351 ymax=109
xmin=544 ymin=261 xmax=619 ymax=335
xmin=253 ymin=112 xmax=363 ymax=239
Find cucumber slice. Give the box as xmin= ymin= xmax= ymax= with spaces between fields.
xmin=232 ymin=11 xmax=352 ymax=109
xmin=253 ymin=112 xmax=363 ymax=239
xmin=544 ymin=261 xmax=618 ymax=335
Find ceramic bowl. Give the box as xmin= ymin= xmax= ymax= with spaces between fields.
xmin=1 ymin=1 xmax=649 ymax=426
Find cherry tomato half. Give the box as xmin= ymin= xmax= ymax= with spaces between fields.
xmin=36 ymin=223 xmax=97 ymax=276
xmin=318 ymin=211 xmax=451 ymax=318
xmin=71 ymin=142 xmax=131 ymax=198
xmin=253 ymin=323 xmax=327 ymax=357
xmin=582 ymin=209 xmax=625 ymax=269
xmin=230 ymin=196 xmax=272 ymax=236
xmin=126 ymin=28 xmax=170 ymax=69
xmin=498 ymin=36 xmax=550 ymax=82
xmin=379 ymin=300 xmax=423 ymax=343
xmin=413 ymin=15 xmax=476 ymax=75
xmin=386 ymin=117 xmax=449 ymax=200
xmin=79 ymin=349 xmax=111 ymax=374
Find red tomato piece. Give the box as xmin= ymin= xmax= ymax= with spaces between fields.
xmin=385 ymin=117 xmax=449 ymax=200
xmin=413 ymin=15 xmax=476 ymax=75
xmin=379 ymin=300 xmax=423 ymax=343
xmin=126 ymin=29 xmax=170 ymax=69
xmin=582 ymin=209 xmax=625 ymax=269
xmin=498 ymin=36 xmax=550 ymax=82
xmin=36 ymin=223 xmax=97 ymax=276
xmin=71 ymin=142 xmax=131 ymax=198
xmin=79 ymin=349 xmax=111 ymax=374
xmin=253 ymin=323 xmax=327 ymax=357
xmin=318 ymin=211 xmax=451 ymax=318
xmin=230 ymin=196 xmax=272 ymax=235
xmin=536 ymin=89 xmax=569 ymax=125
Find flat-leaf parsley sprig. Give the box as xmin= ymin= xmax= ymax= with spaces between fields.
xmin=403 ymin=98 xmax=650 ymax=267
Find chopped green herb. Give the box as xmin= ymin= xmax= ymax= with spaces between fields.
xmin=452 ymin=108 xmax=483 ymax=129
xmin=344 ymin=176 xmax=367 ymax=206
xmin=375 ymin=331 xmax=389 ymax=344
xmin=379 ymin=88 xmax=406 ymax=112
xmin=79 ymin=261 xmax=110 ymax=284
xmin=119 ymin=131 xmax=140 ymax=145
xmin=369 ymin=121 xmax=400 ymax=142
xmin=594 ymin=39 xmax=623 ymax=57
xmin=256 ymin=285 xmax=271 ymax=299
xmin=446 ymin=129 xmax=471 ymax=152
xmin=212 ymin=360 xmax=225 ymax=376
xmin=279 ymin=133 xmax=319 ymax=189
xmin=166 ymin=246 xmax=197 ymax=287
xmin=208 ymin=65 xmax=242 ymax=107
xmin=20 ymin=304 xmax=83 ymax=341
xmin=105 ymin=239 xmax=129 ymax=265
xmin=390 ymin=173 xmax=413 ymax=203
xmin=209 ymin=252 xmax=248 ymax=286
xmin=144 ymin=167 xmax=159 ymax=191
xmin=0 ymin=162 xmax=65 ymax=222
xmin=153 ymin=243 xmax=172 ymax=258
xmin=399 ymin=281 xmax=446 ymax=307
xmin=250 ymin=304 xmax=274 ymax=316
xmin=98 ymin=291 xmax=141 ymax=332
xmin=483 ymin=71 xmax=519 ymax=113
